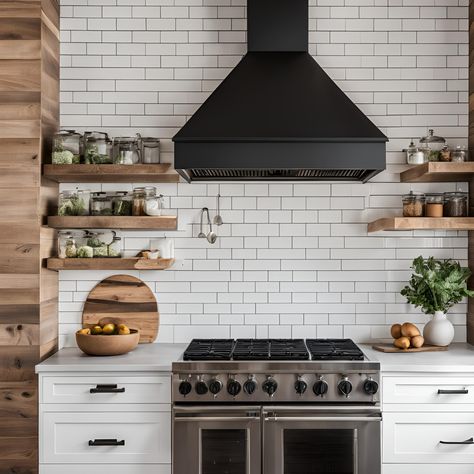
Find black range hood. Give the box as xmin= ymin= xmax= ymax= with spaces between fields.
xmin=173 ymin=0 xmax=388 ymax=182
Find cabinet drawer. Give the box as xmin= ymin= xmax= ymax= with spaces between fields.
xmin=383 ymin=376 xmax=474 ymax=405
xmin=40 ymin=464 xmax=170 ymax=474
xmin=41 ymin=375 xmax=170 ymax=405
xmin=383 ymin=465 xmax=474 ymax=474
xmin=41 ymin=411 xmax=171 ymax=464
xmin=384 ymin=412 xmax=474 ymax=464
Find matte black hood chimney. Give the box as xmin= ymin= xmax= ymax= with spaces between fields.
xmin=173 ymin=0 xmax=388 ymax=182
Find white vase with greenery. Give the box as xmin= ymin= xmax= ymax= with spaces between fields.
xmin=401 ymin=256 xmax=474 ymax=347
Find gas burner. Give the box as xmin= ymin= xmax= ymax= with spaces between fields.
xmin=306 ymin=338 xmax=365 ymax=361
xmin=232 ymin=339 xmax=309 ymax=361
xmin=183 ymin=339 xmax=234 ymax=361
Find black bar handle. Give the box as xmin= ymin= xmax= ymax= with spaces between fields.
xmin=438 ymin=389 xmax=469 ymax=395
xmin=90 ymin=384 xmax=125 ymax=394
xmin=440 ymin=437 xmax=474 ymax=445
xmin=88 ymin=439 xmax=125 ymax=447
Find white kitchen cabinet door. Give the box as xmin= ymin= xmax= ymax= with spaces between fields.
xmin=41 ymin=374 xmax=170 ymax=405
xmin=41 ymin=411 xmax=171 ymax=464
xmin=383 ymin=464 xmax=474 ymax=474
xmin=384 ymin=412 xmax=474 ymax=464
xmin=40 ymin=464 xmax=171 ymax=474
xmin=383 ymin=375 xmax=474 ymax=406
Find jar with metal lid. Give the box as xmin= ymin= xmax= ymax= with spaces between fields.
xmin=107 ymin=232 xmax=122 ymax=258
xmin=425 ymin=193 xmax=444 ymax=217
xmin=91 ymin=192 xmax=113 ymax=216
xmin=84 ymin=131 xmax=113 ymax=164
xmin=113 ymin=136 xmax=141 ymax=165
xmin=402 ymin=192 xmax=425 ymax=217
xmin=58 ymin=189 xmax=90 ymax=216
xmin=451 ymin=146 xmax=468 ymax=163
xmin=439 ymin=145 xmax=451 ymax=162
xmin=145 ymin=193 xmax=165 ymax=216
xmin=419 ymin=129 xmax=446 ymax=162
xmin=141 ymin=137 xmax=160 ymax=164
xmin=112 ymin=191 xmax=132 ymax=216
xmin=405 ymin=139 xmax=426 ymax=165
xmin=58 ymin=231 xmax=78 ymax=258
xmin=52 ymin=130 xmax=82 ymax=164
xmin=444 ymin=191 xmax=468 ymax=217
xmin=133 ymin=186 xmax=156 ymax=216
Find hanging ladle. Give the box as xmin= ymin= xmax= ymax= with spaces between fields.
xmin=204 ymin=207 xmax=217 ymax=244
xmin=213 ymin=194 xmax=223 ymax=226
xmin=198 ymin=208 xmax=206 ymax=238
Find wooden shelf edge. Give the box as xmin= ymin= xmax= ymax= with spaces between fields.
xmin=400 ymin=162 xmax=474 ymax=183
xmin=368 ymin=217 xmax=474 ymax=232
xmin=47 ymin=258 xmax=175 ymax=271
xmin=47 ymin=215 xmax=177 ymax=230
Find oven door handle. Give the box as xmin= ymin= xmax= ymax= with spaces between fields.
xmin=175 ymin=416 xmax=260 ymax=422
xmin=263 ymin=416 xmax=381 ymax=422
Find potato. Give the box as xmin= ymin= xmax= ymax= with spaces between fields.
xmin=391 ymin=323 xmax=402 ymax=339
xmin=401 ymin=322 xmax=420 ymax=338
xmin=411 ymin=335 xmax=424 ymax=348
xmin=394 ymin=336 xmax=411 ymax=350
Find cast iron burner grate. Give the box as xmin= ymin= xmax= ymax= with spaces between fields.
xmin=233 ymin=339 xmax=309 ymax=361
xmin=183 ymin=339 xmax=235 ymax=361
xmin=306 ymin=339 xmax=364 ymax=361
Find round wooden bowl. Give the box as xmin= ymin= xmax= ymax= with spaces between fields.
xmin=76 ymin=329 xmax=140 ymax=356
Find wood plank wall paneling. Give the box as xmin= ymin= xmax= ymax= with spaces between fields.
xmin=468 ymin=1 xmax=474 ymax=344
xmin=0 ymin=1 xmax=59 ymax=472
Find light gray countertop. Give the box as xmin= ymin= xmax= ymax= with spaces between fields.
xmin=361 ymin=342 xmax=474 ymax=373
xmin=35 ymin=343 xmax=187 ymax=373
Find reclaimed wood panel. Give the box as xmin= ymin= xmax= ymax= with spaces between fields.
xmin=0 ymin=244 xmax=40 ymax=274
xmin=0 ymin=324 xmax=39 ymax=346
xmin=0 ymin=60 xmax=40 ymax=91
xmin=0 ymin=3 xmax=41 ymax=19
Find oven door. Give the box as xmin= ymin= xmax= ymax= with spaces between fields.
xmin=173 ymin=405 xmax=261 ymax=474
xmin=263 ymin=406 xmax=381 ymax=474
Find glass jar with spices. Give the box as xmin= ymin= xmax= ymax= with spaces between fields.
xmin=451 ymin=146 xmax=468 ymax=163
xmin=419 ymin=129 xmax=446 ymax=162
xmin=444 ymin=191 xmax=468 ymax=217
xmin=405 ymin=140 xmax=426 ymax=165
xmin=58 ymin=189 xmax=90 ymax=216
xmin=402 ymin=192 xmax=425 ymax=217
xmin=52 ymin=130 xmax=82 ymax=164
xmin=133 ymin=186 xmax=156 ymax=216
xmin=58 ymin=231 xmax=77 ymax=258
xmin=145 ymin=193 xmax=165 ymax=216
xmin=91 ymin=192 xmax=113 ymax=216
xmin=425 ymin=193 xmax=444 ymax=217
xmin=439 ymin=145 xmax=451 ymax=162
xmin=141 ymin=137 xmax=161 ymax=164
xmin=113 ymin=136 xmax=141 ymax=165
xmin=112 ymin=191 xmax=132 ymax=216
xmin=84 ymin=132 xmax=113 ymax=164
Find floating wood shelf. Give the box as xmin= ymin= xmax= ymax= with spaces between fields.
xmin=48 ymin=215 xmax=177 ymax=230
xmin=47 ymin=257 xmax=175 ymax=271
xmin=368 ymin=217 xmax=474 ymax=233
xmin=43 ymin=164 xmax=179 ymax=183
xmin=400 ymin=162 xmax=474 ymax=183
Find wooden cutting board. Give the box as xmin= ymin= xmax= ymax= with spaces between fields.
xmin=82 ymin=275 xmax=159 ymax=343
xmin=372 ymin=343 xmax=448 ymax=353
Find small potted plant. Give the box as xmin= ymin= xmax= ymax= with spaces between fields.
xmin=401 ymin=256 xmax=474 ymax=346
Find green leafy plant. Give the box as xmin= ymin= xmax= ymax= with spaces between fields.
xmin=401 ymin=256 xmax=474 ymax=315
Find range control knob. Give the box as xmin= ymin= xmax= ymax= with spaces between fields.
xmin=178 ymin=380 xmax=192 ymax=396
xmin=363 ymin=378 xmax=379 ymax=395
xmin=338 ymin=378 xmax=353 ymax=397
xmin=313 ymin=379 xmax=329 ymax=397
xmin=294 ymin=379 xmax=307 ymax=395
xmin=262 ymin=377 xmax=278 ymax=397
xmin=209 ymin=379 xmax=223 ymax=395
xmin=243 ymin=378 xmax=257 ymax=395
xmin=195 ymin=380 xmax=208 ymax=395
xmin=227 ymin=379 xmax=242 ymax=397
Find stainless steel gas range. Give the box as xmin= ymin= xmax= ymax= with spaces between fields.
xmin=172 ymin=339 xmax=381 ymax=474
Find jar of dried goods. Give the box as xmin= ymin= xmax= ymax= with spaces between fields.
xmin=133 ymin=186 xmax=156 ymax=216
xmin=425 ymin=193 xmax=444 ymax=217
xmin=402 ymin=192 xmax=425 ymax=217
xmin=91 ymin=192 xmax=113 ymax=216
xmin=444 ymin=191 xmax=468 ymax=217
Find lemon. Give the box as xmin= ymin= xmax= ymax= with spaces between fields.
xmin=102 ymin=323 xmax=116 ymax=335
xmin=118 ymin=324 xmax=130 ymax=335
xmin=91 ymin=325 xmax=103 ymax=335
xmin=77 ymin=328 xmax=91 ymax=335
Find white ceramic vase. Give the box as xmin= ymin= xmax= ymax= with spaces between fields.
xmin=423 ymin=311 xmax=454 ymax=346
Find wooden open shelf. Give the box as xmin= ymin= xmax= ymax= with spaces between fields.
xmin=47 ymin=257 xmax=175 ymax=271
xmin=400 ymin=162 xmax=474 ymax=183
xmin=48 ymin=215 xmax=177 ymax=230
xmin=368 ymin=217 xmax=474 ymax=233
xmin=43 ymin=163 xmax=179 ymax=183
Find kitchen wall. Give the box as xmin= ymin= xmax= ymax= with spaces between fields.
xmin=59 ymin=0 xmax=469 ymax=346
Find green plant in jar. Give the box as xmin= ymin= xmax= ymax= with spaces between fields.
xmin=58 ymin=191 xmax=88 ymax=216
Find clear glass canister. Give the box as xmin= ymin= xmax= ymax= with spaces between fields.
xmin=58 ymin=231 xmax=77 ymax=258
xmin=84 ymin=131 xmax=113 ymax=164
xmin=91 ymin=192 xmax=113 ymax=216
xmin=141 ymin=137 xmax=161 ymax=164
xmin=451 ymin=146 xmax=468 ymax=163
xmin=133 ymin=186 xmax=156 ymax=216
xmin=402 ymin=192 xmax=425 ymax=217
xmin=113 ymin=136 xmax=141 ymax=165
xmin=145 ymin=194 xmax=165 ymax=216
xmin=425 ymin=193 xmax=444 ymax=217
xmin=419 ymin=129 xmax=446 ymax=162
xmin=405 ymin=140 xmax=426 ymax=165
xmin=112 ymin=191 xmax=132 ymax=216
xmin=444 ymin=191 xmax=468 ymax=217
xmin=58 ymin=189 xmax=90 ymax=216
xmin=439 ymin=145 xmax=451 ymax=162
xmin=52 ymin=130 xmax=82 ymax=164
xmin=107 ymin=232 xmax=122 ymax=258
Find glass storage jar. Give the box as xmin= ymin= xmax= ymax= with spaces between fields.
xmin=419 ymin=129 xmax=447 ymax=162
xmin=145 ymin=193 xmax=165 ymax=216
xmin=112 ymin=191 xmax=132 ymax=216
xmin=113 ymin=136 xmax=141 ymax=165
xmin=141 ymin=137 xmax=161 ymax=164
xmin=451 ymin=146 xmax=468 ymax=163
xmin=444 ymin=191 xmax=468 ymax=217
xmin=133 ymin=186 xmax=156 ymax=216
xmin=107 ymin=232 xmax=122 ymax=258
xmin=52 ymin=130 xmax=82 ymax=164
xmin=405 ymin=139 xmax=426 ymax=165
xmin=402 ymin=192 xmax=425 ymax=217
xmin=439 ymin=145 xmax=451 ymax=162
xmin=58 ymin=231 xmax=77 ymax=258
xmin=425 ymin=193 xmax=444 ymax=217
xmin=91 ymin=192 xmax=113 ymax=216
xmin=84 ymin=131 xmax=113 ymax=164
xmin=58 ymin=189 xmax=90 ymax=216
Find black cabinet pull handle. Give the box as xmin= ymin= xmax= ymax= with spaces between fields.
xmin=440 ymin=437 xmax=474 ymax=445
xmin=90 ymin=384 xmax=125 ymax=394
xmin=88 ymin=439 xmax=125 ymax=446
xmin=438 ymin=389 xmax=469 ymax=395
